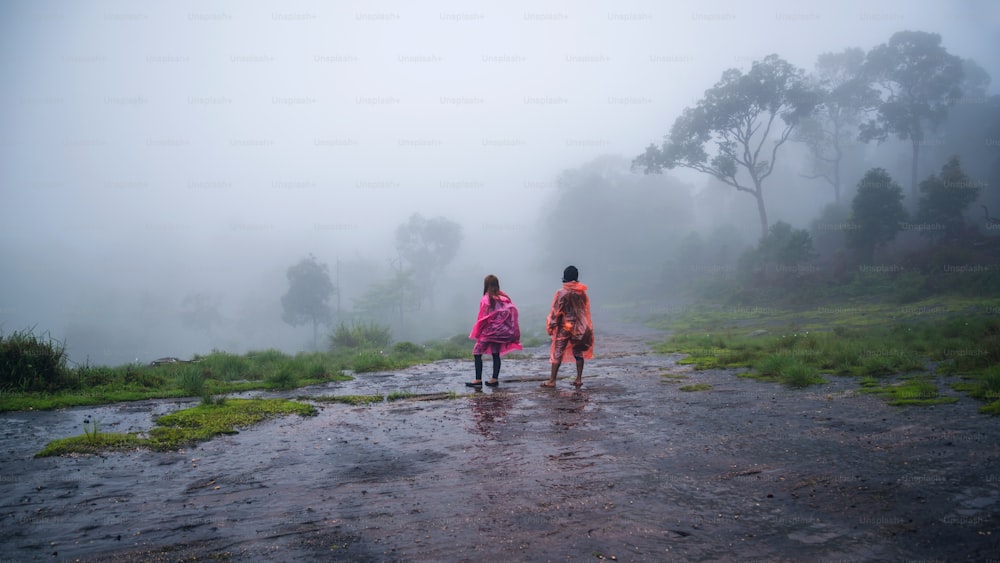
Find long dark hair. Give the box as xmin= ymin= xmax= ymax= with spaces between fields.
xmin=483 ymin=274 xmax=501 ymax=307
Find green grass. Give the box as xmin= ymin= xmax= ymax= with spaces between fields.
xmin=951 ymin=364 xmax=1000 ymax=415
xmin=651 ymin=297 xmax=1000 ymax=410
xmin=387 ymin=390 xmax=415 ymax=401
xmin=311 ymin=394 xmax=385 ymax=406
xmin=679 ymin=383 xmax=712 ymax=392
xmin=0 ymin=328 xmax=69 ymax=393
xmin=330 ymin=322 xmax=391 ymax=350
xmin=857 ymin=376 xmax=959 ymax=406
xmin=1 ymin=324 xmax=476 ymax=412
xmin=35 ymin=398 xmax=317 ymax=456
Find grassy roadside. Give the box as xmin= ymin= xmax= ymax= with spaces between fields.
xmin=1 ymin=330 xmax=471 ymax=413
xmin=649 ymin=296 xmax=1000 ymax=414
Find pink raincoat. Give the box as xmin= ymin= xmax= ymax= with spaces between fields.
xmin=469 ymin=292 xmax=523 ymax=355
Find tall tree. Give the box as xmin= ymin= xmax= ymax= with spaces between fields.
xmin=916 ymin=156 xmax=981 ymax=243
xmin=179 ymin=291 xmax=224 ymax=337
xmin=394 ymin=214 xmax=462 ymax=308
xmin=758 ymin=221 xmax=817 ymax=268
xmin=352 ymin=270 xmax=419 ymax=326
xmin=741 ymin=221 xmax=817 ymax=283
xmin=281 ymin=254 xmax=336 ymax=350
xmin=633 ymin=54 xmax=817 ymax=239
xmin=543 ymin=155 xmax=694 ymax=294
xmin=847 ymin=168 xmax=908 ymax=264
xmin=797 ymin=48 xmax=880 ymax=204
xmin=921 ymin=59 xmax=998 ymax=215
xmin=860 ymin=31 xmax=965 ymax=200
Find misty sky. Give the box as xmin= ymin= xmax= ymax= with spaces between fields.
xmin=1 ymin=0 xmax=998 ymax=364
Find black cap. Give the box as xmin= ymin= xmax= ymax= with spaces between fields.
xmin=562 ymin=265 xmax=578 ymax=282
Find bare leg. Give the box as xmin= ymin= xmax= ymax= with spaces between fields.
xmin=572 ymin=358 xmax=584 ymax=387
xmin=542 ymin=362 xmax=560 ymax=387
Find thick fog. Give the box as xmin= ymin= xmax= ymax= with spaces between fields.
xmin=1 ymin=1 xmax=997 ymax=365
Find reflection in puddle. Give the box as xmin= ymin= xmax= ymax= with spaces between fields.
xmin=469 ymin=390 xmax=516 ymax=440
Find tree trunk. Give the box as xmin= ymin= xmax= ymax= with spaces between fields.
xmin=910 ymin=139 xmax=920 ymax=203
xmin=832 ymin=119 xmax=843 ymax=205
xmin=755 ymin=188 xmax=769 ymax=240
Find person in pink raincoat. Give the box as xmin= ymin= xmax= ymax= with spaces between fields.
xmin=541 ymin=265 xmax=594 ymax=388
xmin=467 ymin=274 xmax=522 ymax=387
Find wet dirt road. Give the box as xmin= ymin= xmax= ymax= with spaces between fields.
xmin=2 ymin=320 xmax=999 ymax=561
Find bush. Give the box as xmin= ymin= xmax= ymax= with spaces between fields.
xmin=330 ymin=322 xmax=392 ymax=351
xmin=351 ymin=350 xmax=395 ymax=372
xmin=289 ymin=353 xmax=329 ymax=380
xmin=751 ymin=353 xmax=824 ymax=387
xmin=859 ymin=355 xmax=898 ymax=377
xmin=247 ymin=349 xmax=288 ymax=378
xmin=753 ymin=354 xmax=796 ymax=378
xmin=75 ymin=365 xmax=117 ymax=388
xmin=266 ymin=365 xmax=299 ymax=389
xmin=177 ymin=369 xmax=206 ymax=397
xmin=392 ymin=341 xmax=424 ymax=357
xmin=780 ymin=362 xmax=824 ymax=388
xmin=199 ymin=352 xmax=252 ymax=381
xmin=974 ymin=365 xmax=1000 ymax=401
xmin=423 ymin=335 xmax=468 ymax=361
xmin=0 ymin=329 xmax=70 ymax=392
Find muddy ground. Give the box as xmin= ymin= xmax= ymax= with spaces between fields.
xmin=2 ymin=318 xmax=999 ymax=562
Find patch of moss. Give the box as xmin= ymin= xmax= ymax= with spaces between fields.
xmin=660 ymin=373 xmax=689 ymax=381
xmin=856 ymin=377 xmax=959 ymax=407
xmin=35 ymin=432 xmax=145 ymax=457
xmin=35 ymin=398 xmax=316 ymax=457
xmin=979 ymin=400 xmax=1000 ymax=416
xmin=310 ymin=394 xmax=384 ymax=406
xmin=679 ymin=383 xmax=712 ymax=392
xmin=677 ymin=355 xmax=722 ymax=370
xmin=305 ymin=391 xmax=460 ymax=405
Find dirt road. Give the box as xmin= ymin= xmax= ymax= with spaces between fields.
xmin=2 ymin=319 xmax=999 ymax=561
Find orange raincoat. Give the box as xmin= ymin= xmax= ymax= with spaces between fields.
xmin=546 ymin=281 xmax=594 ymax=363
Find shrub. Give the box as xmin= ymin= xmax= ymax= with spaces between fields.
xmin=351 ymin=350 xmax=395 ymax=372
xmin=177 ymin=369 xmax=206 ymax=397
xmin=423 ymin=336 xmax=468 ymax=361
xmin=753 ymin=354 xmax=796 ymax=378
xmin=267 ymin=365 xmax=299 ymax=389
xmin=201 ymin=392 xmax=226 ymax=406
xmin=780 ymin=362 xmax=824 ymax=388
xmin=0 ymin=329 xmax=69 ymax=392
xmin=199 ymin=352 xmax=252 ymax=381
xmin=752 ymin=354 xmax=824 ymax=387
xmin=76 ymin=365 xmax=117 ymax=388
xmin=392 ymin=341 xmax=424 ymax=357
xmin=859 ymin=355 xmax=898 ymax=377
xmin=974 ymin=365 xmax=1000 ymax=401
xmin=289 ymin=353 xmax=329 ymax=380
xmin=247 ymin=349 xmax=288 ymax=378
xmin=330 ymin=322 xmax=392 ymax=351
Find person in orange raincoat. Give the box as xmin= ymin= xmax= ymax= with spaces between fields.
xmin=541 ymin=265 xmax=594 ymax=388
xmin=466 ymin=274 xmax=522 ymax=387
